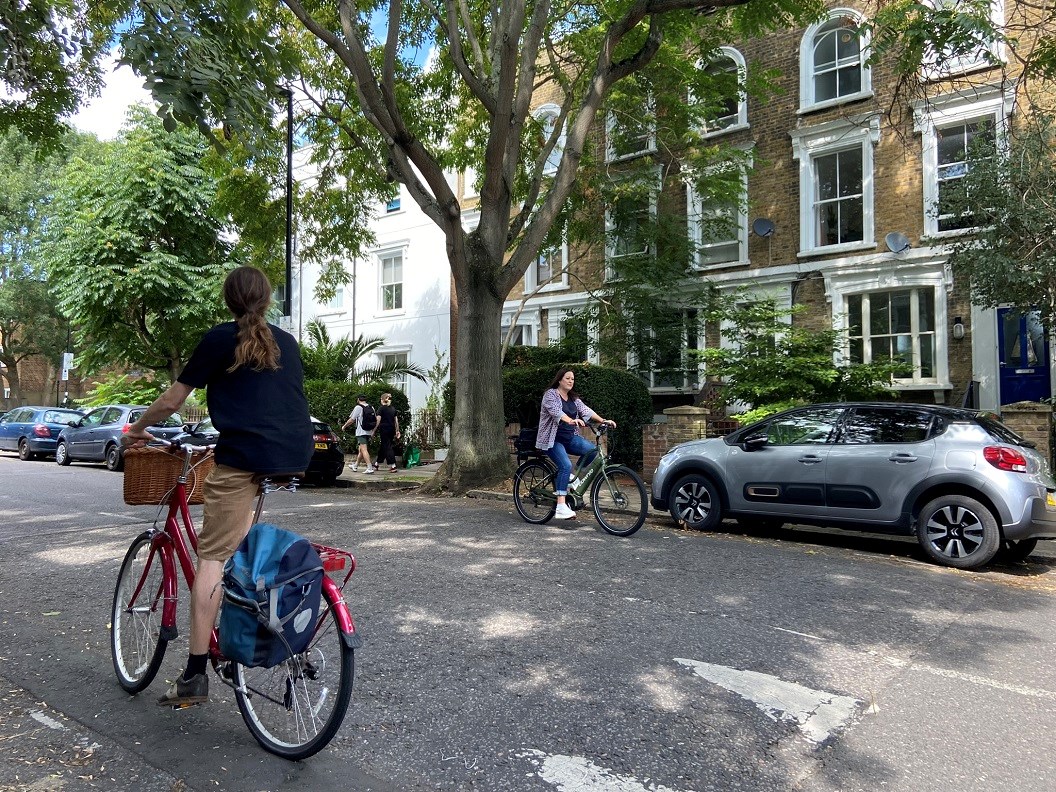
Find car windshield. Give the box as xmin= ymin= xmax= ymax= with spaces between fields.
xmin=133 ymin=411 xmax=183 ymax=428
xmin=974 ymin=413 xmax=1031 ymax=447
xmin=43 ymin=410 xmax=83 ymax=424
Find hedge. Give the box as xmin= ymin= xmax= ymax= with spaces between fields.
xmin=304 ymin=379 xmax=410 ymax=454
xmin=446 ymin=363 xmax=653 ymax=467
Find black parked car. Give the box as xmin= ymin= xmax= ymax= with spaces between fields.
xmin=56 ymin=404 xmax=185 ymax=471
xmin=0 ymin=406 xmax=85 ymax=460
xmin=181 ymin=416 xmax=345 ymax=486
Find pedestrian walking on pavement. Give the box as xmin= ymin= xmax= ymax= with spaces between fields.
xmin=342 ymin=394 xmax=378 ymax=472
xmin=376 ymin=393 xmax=401 ymax=472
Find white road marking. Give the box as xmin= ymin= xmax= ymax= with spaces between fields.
xmin=770 ymin=626 xmax=825 ymax=641
xmin=519 ymin=749 xmax=693 ymax=792
xmin=674 ymin=658 xmax=861 ymax=744
xmin=878 ymin=655 xmax=1056 ymax=701
xmin=30 ymin=711 xmax=66 ymax=731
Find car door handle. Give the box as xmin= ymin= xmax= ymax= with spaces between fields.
xmin=888 ymin=453 xmax=918 ymax=463
xmin=797 ymin=454 xmax=823 ymax=465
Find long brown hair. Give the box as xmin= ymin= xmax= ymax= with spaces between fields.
xmin=548 ymin=366 xmax=579 ymax=401
xmin=224 ymin=266 xmax=280 ymax=372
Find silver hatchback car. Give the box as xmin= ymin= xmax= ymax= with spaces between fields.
xmin=651 ymin=403 xmax=1056 ymax=569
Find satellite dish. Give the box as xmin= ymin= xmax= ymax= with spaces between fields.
xmin=752 ymin=218 xmax=775 ymax=238
xmin=885 ymin=232 xmax=911 ymax=253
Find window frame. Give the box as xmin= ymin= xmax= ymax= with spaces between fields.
xmin=914 ymin=86 xmax=1011 ymax=238
xmin=524 ymin=240 xmax=570 ymax=293
xmin=696 ymin=48 xmax=749 ymax=138
xmin=791 ymin=117 xmax=879 ymax=256
xmin=687 ymin=158 xmax=750 ymax=270
xmin=605 ymin=101 xmax=656 ymax=163
xmin=378 ymin=348 xmax=412 ymax=397
xmin=629 ymin=308 xmax=703 ymax=393
xmin=920 ymin=0 xmax=1005 ymax=81
xmin=376 ymin=245 xmax=407 ymax=315
xmin=604 ymin=167 xmax=661 ymax=280
xmin=534 ymin=103 xmax=565 ymax=176
xmin=829 ymin=264 xmax=952 ymax=390
xmin=799 ymin=9 xmax=872 ymax=113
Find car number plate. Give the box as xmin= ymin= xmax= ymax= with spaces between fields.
xmin=314 ymin=442 xmax=328 ymax=450
xmin=1047 ymin=493 xmax=1056 ymax=508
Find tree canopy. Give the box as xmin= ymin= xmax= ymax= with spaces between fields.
xmin=106 ymin=0 xmax=831 ymax=490
xmin=41 ymin=106 xmax=235 ymax=381
xmin=0 ymin=1 xmax=130 ymax=147
xmin=940 ymin=113 xmax=1056 ymax=328
xmin=0 ymin=128 xmax=93 ymax=401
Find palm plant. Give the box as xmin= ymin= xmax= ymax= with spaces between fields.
xmin=300 ymin=319 xmax=426 ymax=385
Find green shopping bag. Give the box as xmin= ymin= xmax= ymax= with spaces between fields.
xmin=404 ymin=444 xmax=421 ymax=468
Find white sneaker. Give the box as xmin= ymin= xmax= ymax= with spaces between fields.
xmin=364 ymin=466 xmax=375 ymax=474
xmin=349 ymin=464 xmax=359 ymax=472
xmin=554 ymin=504 xmax=576 ymax=520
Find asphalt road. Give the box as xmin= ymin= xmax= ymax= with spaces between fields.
xmin=2 ymin=453 xmax=1055 ymax=791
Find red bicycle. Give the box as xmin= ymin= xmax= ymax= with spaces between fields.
xmin=109 ymin=439 xmax=361 ymax=760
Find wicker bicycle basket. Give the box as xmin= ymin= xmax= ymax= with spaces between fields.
xmin=123 ymin=446 xmax=215 ymax=506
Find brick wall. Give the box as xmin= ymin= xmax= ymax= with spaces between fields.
xmin=1000 ymin=402 xmax=1053 ymax=467
xmin=641 ymin=406 xmax=710 ymax=482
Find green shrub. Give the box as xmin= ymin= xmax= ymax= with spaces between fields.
xmin=503 ymin=345 xmax=579 ymax=370
xmin=446 ymin=363 xmax=653 ymax=467
xmin=303 ymin=379 xmax=410 ymax=453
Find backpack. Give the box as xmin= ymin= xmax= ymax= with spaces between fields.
xmin=360 ymin=404 xmax=377 ymax=431
xmin=219 ymin=523 xmax=324 ymax=668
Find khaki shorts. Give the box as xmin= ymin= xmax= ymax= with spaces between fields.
xmin=198 ymin=464 xmax=258 ymax=561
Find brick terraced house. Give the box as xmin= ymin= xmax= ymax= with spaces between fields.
xmin=500 ymin=1 xmax=1050 ymax=415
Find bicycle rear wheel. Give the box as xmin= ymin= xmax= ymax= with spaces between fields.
xmin=591 ymin=465 xmax=648 ymax=537
xmin=232 ymin=587 xmax=354 ymax=760
xmin=111 ymin=531 xmax=168 ymax=693
xmin=513 ymin=461 xmax=557 ymax=524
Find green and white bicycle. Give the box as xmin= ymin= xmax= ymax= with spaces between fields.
xmin=512 ymin=423 xmax=648 ymax=536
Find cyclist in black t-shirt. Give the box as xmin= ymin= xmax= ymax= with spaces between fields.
xmin=123 ymin=266 xmax=313 ymax=707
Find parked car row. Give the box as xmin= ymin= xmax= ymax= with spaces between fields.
xmin=0 ymin=404 xmax=345 ymax=486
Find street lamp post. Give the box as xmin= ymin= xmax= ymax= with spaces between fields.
xmin=283 ymin=87 xmax=294 ymax=323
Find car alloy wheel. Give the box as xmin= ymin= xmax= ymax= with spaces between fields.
xmin=917 ymin=495 xmax=1000 ymax=570
xmin=669 ymin=475 xmax=722 ymax=530
xmin=55 ymin=441 xmax=71 ymax=466
xmin=105 ymin=444 xmax=124 ymax=472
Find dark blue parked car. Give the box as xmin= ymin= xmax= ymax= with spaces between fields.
xmin=0 ymin=406 xmax=86 ymax=460
xmin=56 ymin=404 xmax=185 ymax=471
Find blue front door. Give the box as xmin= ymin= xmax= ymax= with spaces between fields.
xmin=998 ymin=308 xmax=1051 ymax=404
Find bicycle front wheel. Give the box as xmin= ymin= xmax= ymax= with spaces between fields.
xmin=513 ymin=461 xmax=557 ymax=524
xmin=591 ymin=465 xmax=648 ymax=537
xmin=111 ymin=531 xmax=169 ymax=693
xmin=232 ymin=587 xmax=354 ymax=760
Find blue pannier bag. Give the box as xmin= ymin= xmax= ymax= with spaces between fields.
xmin=219 ymin=523 xmax=324 ymax=668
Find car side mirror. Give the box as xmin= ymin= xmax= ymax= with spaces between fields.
xmin=741 ymin=435 xmax=768 ymax=452
xmin=68 ymin=420 xmax=80 ymax=427
xmin=182 ymin=423 xmax=192 ymax=432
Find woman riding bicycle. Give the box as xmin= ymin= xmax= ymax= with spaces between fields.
xmin=535 ymin=367 xmax=615 ymax=520
xmin=123 ymin=266 xmax=313 ymax=707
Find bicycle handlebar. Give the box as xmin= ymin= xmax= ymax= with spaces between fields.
xmin=147 ymin=437 xmax=215 ymax=455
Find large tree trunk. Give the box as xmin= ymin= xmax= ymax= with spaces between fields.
xmin=424 ymin=274 xmax=510 ymax=494
xmin=0 ymin=355 xmax=22 ymax=403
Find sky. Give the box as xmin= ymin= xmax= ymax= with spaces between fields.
xmin=72 ymin=54 xmax=153 ymax=140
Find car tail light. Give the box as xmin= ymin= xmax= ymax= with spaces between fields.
xmin=984 ymin=446 xmax=1028 ymax=473
xmin=313 ymin=432 xmax=336 ymax=443
xmin=33 ymin=423 xmax=51 ymax=438
xmin=121 ymin=424 xmax=131 ymax=433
